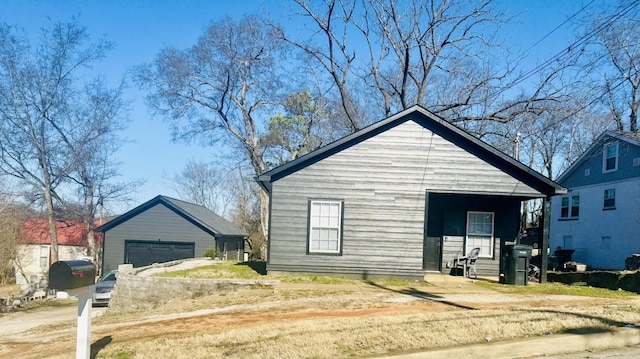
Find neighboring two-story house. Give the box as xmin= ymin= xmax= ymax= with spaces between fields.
xmin=550 ymin=130 xmax=640 ymax=270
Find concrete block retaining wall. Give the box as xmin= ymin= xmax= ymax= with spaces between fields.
xmin=547 ymin=271 xmax=640 ymax=293
xmin=108 ymin=259 xmax=278 ymax=313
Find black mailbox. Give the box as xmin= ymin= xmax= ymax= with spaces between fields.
xmin=49 ymin=260 xmax=96 ymax=290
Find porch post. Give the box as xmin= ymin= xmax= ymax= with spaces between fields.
xmin=540 ymin=197 xmax=551 ymax=283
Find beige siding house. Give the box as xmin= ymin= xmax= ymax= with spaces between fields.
xmin=16 ymin=219 xmax=98 ymax=284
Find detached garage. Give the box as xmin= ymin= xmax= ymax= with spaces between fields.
xmin=98 ymin=195 xmax=246 ymax=274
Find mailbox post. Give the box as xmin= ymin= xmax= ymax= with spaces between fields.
xmin=49 ymin=260 xmax=96 ymax=359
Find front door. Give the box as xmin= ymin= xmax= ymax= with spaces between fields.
xmin=423 ymin=191 xmax=442 ymax=271
xmin=423 ymin=236 xmax=441 ymax=271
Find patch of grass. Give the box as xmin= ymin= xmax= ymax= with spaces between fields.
xmin=155 ymin=261 xmax=265 ymax=280
xmin=154 ymin=260 xmax=362 ymax=284
xmin=7 ymin=298 xmax=77 ymax=314
xmin=367 ymin=278 xmax=432 ymax=287
xmin=152 ymin=260 xmax=438 ymax=288
xmin=277 ymin=274 xmax=359 ymax=284
xmin=475 ymin=281 xmax=638 ymax=298
xmin=112 ymin=349 xmax=134 ymax=359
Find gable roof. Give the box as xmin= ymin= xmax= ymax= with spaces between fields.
xmin=21 ymin=218 xmax=104 ymax=246
xmin=258 ymin=105 xmax=565 ymax=197
xmin=556 ymin=130 xmax=640 ymax=183
xmin=96 ymin=195 xmax=246 ymax=237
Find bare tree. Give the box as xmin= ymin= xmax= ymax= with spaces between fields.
xmin=277 ymin=0 xmax=362 ymax=130
xmin=62 ymin=78 xmax=138 ymax=269
xmin=281 ymin=0 xmax=584 ymax=144
xmin=166 ymin=160 xmax=233 ymax=216
xmin=136 ymin=15 xmax=288 ymax=238
xmin=0 ymin=21 xmax=116 ymax=263
xmin=588 ymin=2 xmax=640 ymax=132
xmin=0 ymin=185 xmax=31 ymax=284
xmin=227 ymin=168 xmax=265 ymax=260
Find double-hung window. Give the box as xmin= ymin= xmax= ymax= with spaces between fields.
xmin=39 ymin=245 xmax=50 ymax=270
xmin=603 ymin=141 xmax=618 ymax=173
xmin=308 ymin=200 xmax=343 ymax=254
xmin=560 ymin=194 xmax=580 ymax=219
xmin=466 ymin=211 xmax=494 ymax=258
xmin=603 ymin=189 xmax=616 ymax=209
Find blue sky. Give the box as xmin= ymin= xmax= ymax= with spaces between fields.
xmin=0 ymin=0 xmax=599 ymax=214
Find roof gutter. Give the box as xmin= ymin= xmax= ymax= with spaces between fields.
xmin=256 ymin=175 xmax=272 ymax=195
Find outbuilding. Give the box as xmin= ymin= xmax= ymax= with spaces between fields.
xmin=98 ymin=195 xmax=246 ymax=273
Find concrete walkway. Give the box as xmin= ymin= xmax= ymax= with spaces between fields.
xmin=374 ymin=323 xmax=640 ymax=359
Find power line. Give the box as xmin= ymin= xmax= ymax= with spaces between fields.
xmin=522 ymin=0 xmax=596 ymax=56
xmin=491 ymin=1 xmax=639 ymax=100
xmin=536 ymin=70 xmax=634 ymax=139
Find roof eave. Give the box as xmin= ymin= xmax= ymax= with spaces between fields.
xmin=256 ymin=175 xmax=272 ymax=194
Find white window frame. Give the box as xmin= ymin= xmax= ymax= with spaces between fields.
xmin=39 ymin=245 xmax=50 ymax=270
xmin=602 ymin=141 xmax=618 ymax=173
xmin=308 ymin=200 xmax=343 ymax=254
xmin=465 ymin=211 xmax=494 ymax=258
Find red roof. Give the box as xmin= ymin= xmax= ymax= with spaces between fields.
xmin=21 ymin=218 xmax=104 ymax=246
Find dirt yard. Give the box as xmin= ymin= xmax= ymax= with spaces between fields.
xmin=1 ymin=277 xmax=639 ymax=359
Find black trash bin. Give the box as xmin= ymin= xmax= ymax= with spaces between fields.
xmin=502 ymin=244 xmax=532 ymax=285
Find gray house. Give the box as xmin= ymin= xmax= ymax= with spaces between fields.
xmin=258 ymin=106 xmax=565 ymax=279
xmin=98 ymin=195 xmax=246 ymax=273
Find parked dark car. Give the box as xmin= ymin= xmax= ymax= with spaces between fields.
xmin=519 ymin=228 xmax=540 ymax=249
xmin=92 ymin=270 xmax=116 ymax=306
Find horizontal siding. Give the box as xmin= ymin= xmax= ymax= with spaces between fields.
xmin=103 ymin=204 xmax=216 ymax=273
xmin=442 ymin=236 xmax=465 ymax=269
xmin=269 ymin=120 xmax=532 ymax=276
xmin=550 ymin=178 xmax=640 ymax=270
xmin=563 ymin=137 xmax=640 ymax=188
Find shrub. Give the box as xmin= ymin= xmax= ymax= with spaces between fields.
xmin=204 ymin=247 xmax=217 ymax=259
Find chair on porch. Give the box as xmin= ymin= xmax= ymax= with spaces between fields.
xmin=454 ymin=247 xmax=480 ymax=278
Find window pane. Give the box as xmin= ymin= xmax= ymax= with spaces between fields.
xmin=569 ymin=195 xmax=580 ymax=217
xmin=571 ymin=206 xmax=579 ymax=217
xmin=467 ymin=212 xmax=493 ymax=235
xmin=329 ymin=203 xmax=340 ymax=227
xmin=606 ymin=143 xmax=617 ymax=157
xmin=311 ymin=203 xmax=320 ymax=223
